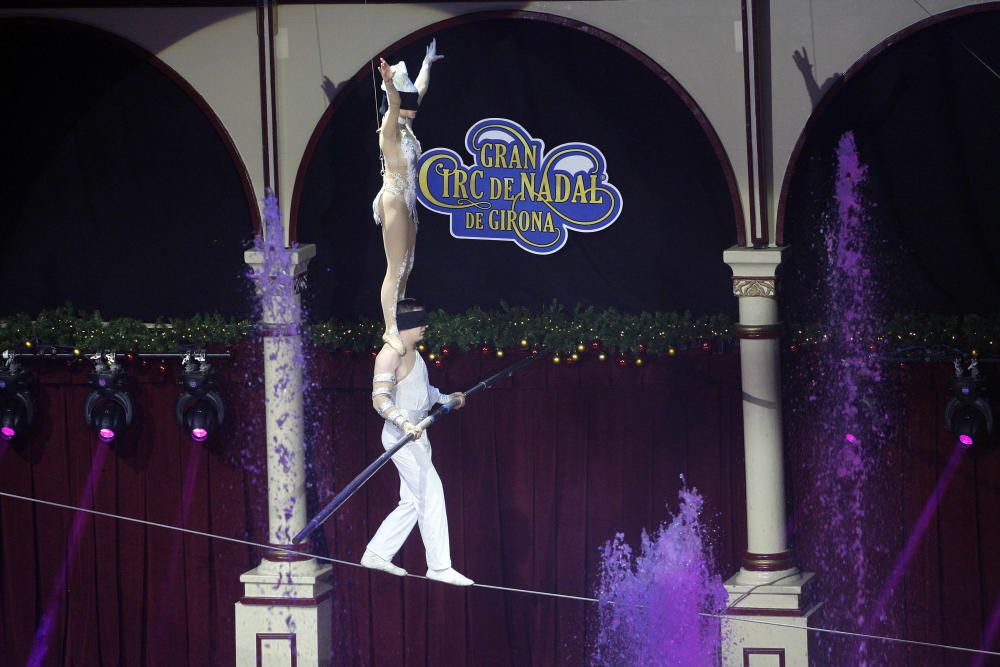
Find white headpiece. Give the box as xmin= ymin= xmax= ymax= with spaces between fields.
xmin=381 ymin=62 xmax=417 ymax=94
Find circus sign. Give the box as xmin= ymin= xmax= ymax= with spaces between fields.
xmin=416 ymin=118 xmax=623 ymax=255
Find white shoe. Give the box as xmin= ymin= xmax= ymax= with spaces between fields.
xmin=426 ymin=567 xmax=474 ymax=586
xmin=361 ymin=550 xmax=407 ymax=576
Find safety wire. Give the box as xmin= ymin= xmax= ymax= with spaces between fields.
xmin=363 ymin=0 xmax=386 ymax=178
xmin=1 ymin=490 xmax=998 ymax=658
xmin=910 ymin=0 xmax=1000 ymax=84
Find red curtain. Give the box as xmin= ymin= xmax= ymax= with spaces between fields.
xmin=2 ymin=344 xmax=998 ymax=665
xmin=0 ymin=345 xmax=743 ymax=666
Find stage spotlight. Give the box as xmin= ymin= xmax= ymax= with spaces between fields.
xmin=84 ymin=354 xmax=134 ymax=444
xmin=175 ymin=352 xmax=224 ymax=444
xmin=0 ymin=350 xmax=35 ymax=441
xmin=945 ymin=359 xmax=993 ymax=448
xmin=0 ymin=353 xmax=34 ymax=442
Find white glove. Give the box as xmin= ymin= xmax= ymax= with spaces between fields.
xmin=423 ymin=39 xmax=444 ymax=66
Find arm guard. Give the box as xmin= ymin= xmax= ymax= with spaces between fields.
xmin=372 ymin=373 xmax=408 ymax=429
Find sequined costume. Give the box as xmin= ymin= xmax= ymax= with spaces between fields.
xmin=372 ymin=125 xmax=421 ymax=227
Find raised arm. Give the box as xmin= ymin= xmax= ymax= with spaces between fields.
xmin=415 ymin=39 xmax=443 ymax=104
xmin=378 ymin=57 xmax=400 ymax=132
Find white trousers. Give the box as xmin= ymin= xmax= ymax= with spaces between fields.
xmin=366 ymin=429 xmax=452 ymax=570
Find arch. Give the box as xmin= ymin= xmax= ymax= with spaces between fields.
xmin=289 ymin=9 xmax=745 ymax=246
xmin=0 ymin=16 xmax=261 ymax=318
xmin=1 ymin=15 xmax=259 ymax=234
xmin=775 ymin=1 xmax=1000 ymax=245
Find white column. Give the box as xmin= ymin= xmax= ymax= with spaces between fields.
xmin=237 ymin=243 xmax=332 ymax=667
xmin=721 ymin=246 xmax=819 ymax=667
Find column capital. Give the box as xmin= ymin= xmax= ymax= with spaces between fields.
xmin=244 ymin=242 xmax=317 ymax=280
xmin=722 ymin=245 xmax=786 ymax=280
xmin=724 ymin=245 xmax=787 ymax=301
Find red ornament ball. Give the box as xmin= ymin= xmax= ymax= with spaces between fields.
xmin=637 ymin=343 xmax=647 ymax=354
xmin=531 ymin=347 xmax=540 ymax=356
xmin=789 ymin=343 xmax=799 ymax=353
xmin=591 ymin=340 xmax=601 ymax=351
xmin=433 ymin=358 xmax=443 ymax=368
xmin=140 ymin=359 xmax=150 ymax=370
xmin=126 ymin=352 xmax=137 ymax=363
xmin=617 ymin=357 xmax=627 ymax=367
xmin=441 ymin=346 xmax=451 ymax=357
xmin=158 ymin=361 xmax=168 ymax=375
xmin=480 ymin=344 xmax=491 ymax=355
xmin=701 ymin=341 xmax=712 ymax=352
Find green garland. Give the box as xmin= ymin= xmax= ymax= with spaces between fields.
xmin=309 ymin=303 xmax=731 ymax=354
xmin=0 ymin=304 xmax=252 ymax=353
xmin=2 ymin=304 xmax=999 ymax=359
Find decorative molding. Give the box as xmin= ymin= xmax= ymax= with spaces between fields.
xmin=241 ymin=589 xmax=332 ymax=607
xmin=725 ymin=605 xmax=806 ymax=617
xmin=733 ymin=278 xmax=775 ymax=298
xmin=741 ymin=550 xmax=795 ymax=571
xmin=743 ymin=648 xmax=786 ymax=667
xmin=256 ymin=632 xmax=297 ymax=667
xmin=263 ymin=541 xmax=312 ymax=562
xmin=733 ymin=323 xmax=782 ymax=340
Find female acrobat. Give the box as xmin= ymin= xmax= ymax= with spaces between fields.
xmin=373 ymin=40 xmax=443 ymax=355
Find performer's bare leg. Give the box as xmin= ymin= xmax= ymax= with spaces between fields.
xmin=379 ymin=194 xmax=414 ymax=356
xmin=398 ymin=220 xmax=417 ymax=298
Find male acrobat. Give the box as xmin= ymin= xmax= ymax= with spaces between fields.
xmin=362 ymin=298 xmax=474 ymax=586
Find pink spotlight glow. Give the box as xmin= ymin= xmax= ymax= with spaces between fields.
xmin=191 ymin=428 xmax=208 ymax=442
xmin=844 ymin=433 xmax=860 ymax=444
xmin=98 ymin=428 xmax=115 ymax=442
xmin=1 ymin=426 xmax=14 ymax=440
xmin=959 ymin=434 xmax=974 ymax=447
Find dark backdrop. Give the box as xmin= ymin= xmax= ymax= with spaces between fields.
xmin=0 ymin=18 xmax=256 ymax=321
xmin=780 ymin=9 xmax=1000 ymax=322
xmin=296 ymin=17 xmax=739 ymax=321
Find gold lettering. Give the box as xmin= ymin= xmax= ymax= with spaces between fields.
xmin=571 ymin=175 xmax=589 ymax=203
xmin=452 ymin=169 xmax=469 ymax=200
xmin=543 ymin=212 xmax=555 ymax=233
xmin=589 ymin=174 xmax=604 ymax=204
xmin=480 ymin=144 xmax=494 ymax=168
xmin=554 ymin=174 xmax=571 ymax=202
xmin=536 ymin=176 xmax=551 ymax=202
xmin=520 ymin=173 xmax=536 ymax=200
xmin=523 ymin=145 xmax=537 ymax=171
xmin=465 ymin=212 xmax=484 ymax=229
xmin=470 ymin=171 xmax=485 ymax=199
